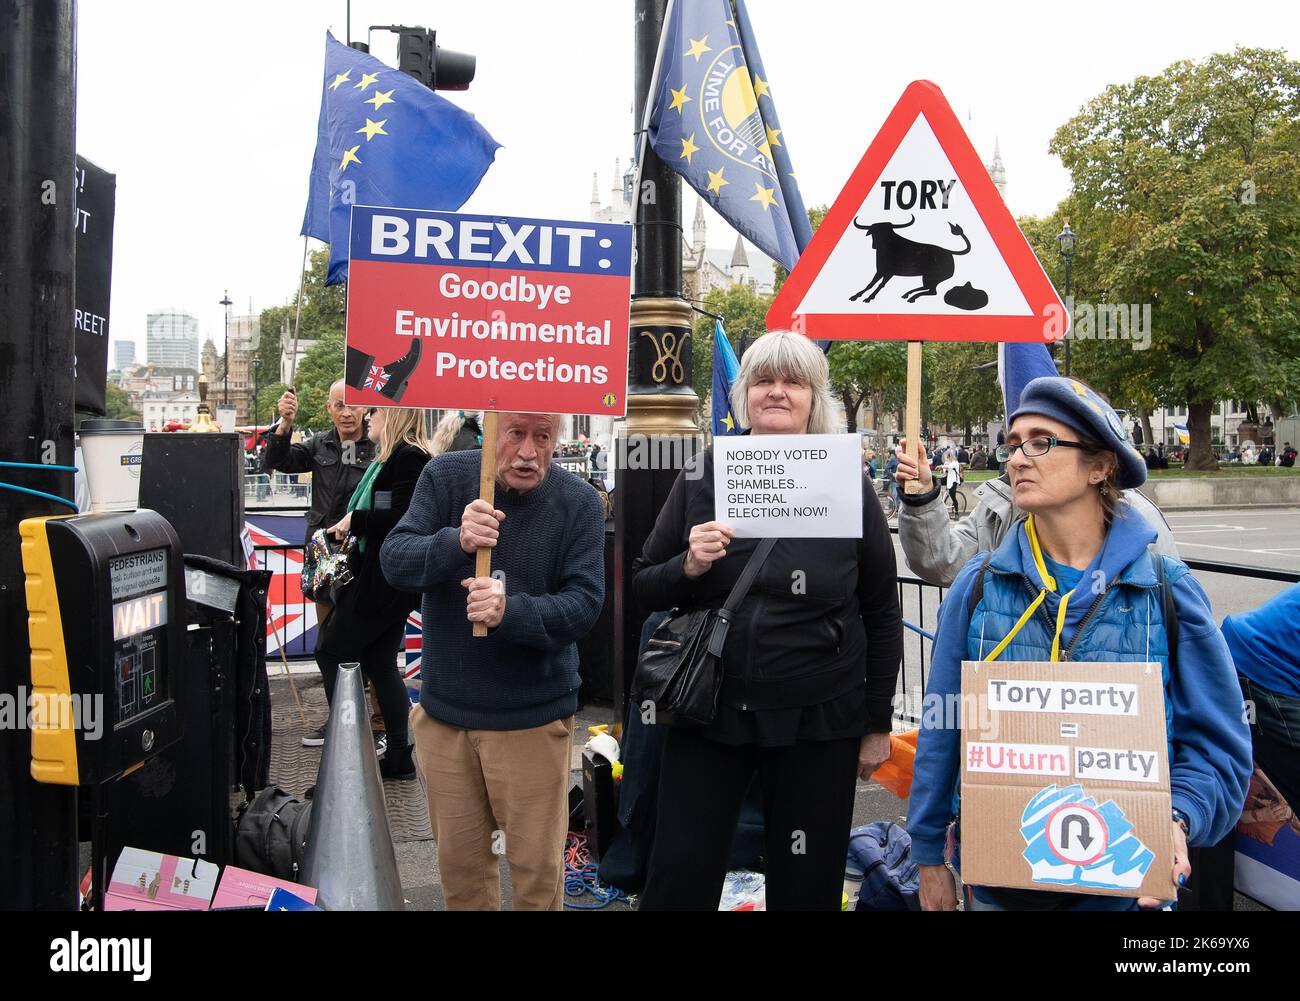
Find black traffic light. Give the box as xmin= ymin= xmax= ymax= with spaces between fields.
xmin=391 ymin=26 xmax=476 ymax=90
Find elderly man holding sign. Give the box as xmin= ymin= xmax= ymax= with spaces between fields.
xmin=380 ymin=411 xmax=605 ymax=910
xmin=631 ymin=331 xmax=903 ymax=910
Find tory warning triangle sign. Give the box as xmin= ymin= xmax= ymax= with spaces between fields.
xmin=768 ymin=81 xmax=1067 ymax=342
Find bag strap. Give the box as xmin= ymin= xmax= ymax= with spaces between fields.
xmin=722 ymin=537 xmax=777 ymax=615
xmin=967 ymin=552 xmax=994 ymax=617
xmin=1155 ymin=555 xmax=1179 ymax=674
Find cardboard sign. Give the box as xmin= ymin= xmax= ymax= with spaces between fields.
xmin=960 ymin=660 xmax=1177 ymax=900
xmin=713 ymin=433 xmax=862 ymax=538
xmin=344 ymin=205 xmax=632 ymax=416
xmin=767 ymin=81 xmax=1065 ymax=343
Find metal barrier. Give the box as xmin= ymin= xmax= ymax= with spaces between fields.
xmin=246 ymin=472 xmax=311 ymax=505
xmin=253 ymin=539 xmax=1300 ymax=710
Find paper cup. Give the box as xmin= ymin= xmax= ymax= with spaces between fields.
xmin=78 ymin=419 xmax=146 ymax=512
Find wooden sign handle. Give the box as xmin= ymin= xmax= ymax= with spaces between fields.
xmin=472 ymin=410 xmax=499 ymax=638
xmin=904 ymin=341 xmax=925 ymax=495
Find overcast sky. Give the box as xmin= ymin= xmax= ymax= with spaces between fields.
xmin=78 ymin=0 xmax=1300 ymax=361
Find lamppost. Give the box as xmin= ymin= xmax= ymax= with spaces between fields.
xmin=253 ymin=357 xmax=261 ymax=432
xmin=219 ymin=290 xmax=232 ymax=406
xmin=1057 ymin=222 xmax=1076 ymax=376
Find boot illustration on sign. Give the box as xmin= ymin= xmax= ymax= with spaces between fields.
xmin=848 ymin=215 xmax=974 ymax=305
xmin=344 ymin=340 xmax=422 ymax=404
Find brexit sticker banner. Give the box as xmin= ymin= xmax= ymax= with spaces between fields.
xmin=960 ymin=660 xmax=1177 ymax=899
xmin=767 ymin=81 xmax=1066 ymax=343
xmin=344 ymin=205 xmax=633 ymax=416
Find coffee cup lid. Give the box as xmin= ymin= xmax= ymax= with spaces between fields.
xmin=79 ymin=419 xmax=145 ymax=435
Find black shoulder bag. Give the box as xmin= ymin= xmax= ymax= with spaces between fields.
xmin=631 ymin=537 xmax=777 ymax=727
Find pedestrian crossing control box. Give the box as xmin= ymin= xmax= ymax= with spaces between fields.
xmin=19 ymin=511 xmax=184 ymax=785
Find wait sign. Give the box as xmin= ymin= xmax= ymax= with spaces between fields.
xmin=714 ymin=434 xmax=863 ymax=539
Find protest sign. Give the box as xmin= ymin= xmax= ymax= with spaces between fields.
xmin=343 ymin=205 xmax=632 ymax=416
xmin=766 ymin=81 xmax=1068 ymax=493
xmin=74 ymin=155 xmax=116 ymax=415
xmin=713 ymin=433 xmax=862 ymax=538
xmin=960 ymin=659 xmax=1177 ymax=899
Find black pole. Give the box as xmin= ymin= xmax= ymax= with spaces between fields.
xmin=0 ymin=0 xmax=80 ymax=910
xmin=1063 ymin=257 xmax=1072 ymax=377
xmin=612 ymin=0 xmax=700 ymax=734
xmin=220 ymin=291 xmax=232 ymax=407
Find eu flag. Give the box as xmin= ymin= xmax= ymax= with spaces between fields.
xmin=646 ymin=0 xmax=811 ymax=270
xmin=301 ymin=33 xmax=501 ymax=284
xmin=711 ymin=320 xmax=742 ymax=437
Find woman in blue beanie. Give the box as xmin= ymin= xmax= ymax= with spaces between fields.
xmin=907 ymin=376 xmax=1252 ymax=910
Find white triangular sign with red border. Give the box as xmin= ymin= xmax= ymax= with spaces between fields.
xmin=768 ymin=80 xmax=1067 ymax=342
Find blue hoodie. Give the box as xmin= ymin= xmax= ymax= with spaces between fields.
xmin=907 ymin=503 xmax=1252 ymax=906
xmin=1222 ymin=583 xmax=1300 ymax=698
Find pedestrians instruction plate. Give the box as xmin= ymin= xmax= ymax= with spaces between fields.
xmin=767 ymin=81 xmax=1066 ymax=342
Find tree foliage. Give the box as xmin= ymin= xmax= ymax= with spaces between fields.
xmin=1047 ymin=47 xmax=1300 ymax=468
xmin=252 ymin=247 xmax=351 ymax=432
xmin=691 ymin=282 xmax=773 ymax=412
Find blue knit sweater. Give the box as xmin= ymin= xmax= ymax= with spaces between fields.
xmin=379 ymin=450 xmax=606 ymax=730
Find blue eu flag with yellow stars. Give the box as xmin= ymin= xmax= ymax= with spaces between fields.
xmin=646 ymin=0 xmax=811 ymax=269
xmin=712 ymin=320 xmax=742 ymax=437
xmin=301 ymin=32 xmax=501 ymax=285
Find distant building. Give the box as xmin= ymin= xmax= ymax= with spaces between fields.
xmin=146 ymin=310 xmax=200 ymax=371
xmin=142 ymin=391 xmax=201 ymax=432
xmin=987 ymin=138 xmax=1007 ymax=200
xmin=114 ymin=341 xmax=136 ymax=370
xmin=280 ymin=333 xmax=319 ymax=387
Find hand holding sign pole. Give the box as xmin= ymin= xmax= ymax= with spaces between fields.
xmin=767 ymin=81 xmax=1067 ymax=485
xmin=472 ymin=411 xmax=499 ymax=638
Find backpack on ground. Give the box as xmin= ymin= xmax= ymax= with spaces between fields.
xmin=848 ymin=822 xmax=920 ymax=911
xmin=233 ymin=786 xmax=312 ymax=882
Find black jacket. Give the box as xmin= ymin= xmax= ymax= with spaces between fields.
xmin=631 ymin=446 xmax=903 ymax=731
xmin=260 ymin=426 xmax=374 ymax=539
xmin=348 ymin=440 xmax=432 ymax=618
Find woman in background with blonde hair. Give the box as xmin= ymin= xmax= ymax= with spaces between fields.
xmin=314 ymin=407 xmax=433 ymax=779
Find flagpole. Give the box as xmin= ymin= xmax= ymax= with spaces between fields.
xmin=630 ymin=0 xmax=676 ymax=266
xmin=287 ymin=236 xmax=309 ymax=388
xmin=614 ymin=0 xmax=700 ymax=737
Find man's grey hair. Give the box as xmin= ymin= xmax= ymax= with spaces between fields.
xmin=730 ymin=330 xmax=839 ymax=435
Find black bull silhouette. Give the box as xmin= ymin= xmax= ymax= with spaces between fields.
xmin=849 ymin=214 xmax=972 ymax=304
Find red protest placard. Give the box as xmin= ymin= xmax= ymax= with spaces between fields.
xmin=344 ymin=206 xmax=632 ymax=415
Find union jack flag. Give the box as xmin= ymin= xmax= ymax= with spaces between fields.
xmin=247 ymin=513 xmax=427 ymax=671
xmin=364 ymin=365 xmax=390 ymax=392
xmin=404 ymin=612 xmax=422 ymax=679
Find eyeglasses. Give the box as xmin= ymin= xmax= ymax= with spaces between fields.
xmin=995 ymin=436 xmax=1088 ymax=462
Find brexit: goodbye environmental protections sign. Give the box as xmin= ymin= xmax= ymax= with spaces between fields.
xmin=714 ymin=434 xmax=863 ymax=539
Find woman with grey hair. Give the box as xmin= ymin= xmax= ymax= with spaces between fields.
xmin=632 ymin=330 xmax=903 ymax=910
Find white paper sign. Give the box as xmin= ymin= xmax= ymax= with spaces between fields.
xmin=713 ymin=433 xmax=863 ymax=539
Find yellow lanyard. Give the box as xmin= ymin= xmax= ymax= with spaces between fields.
xmin=982 ymin=516 xmax=1074 ymax=663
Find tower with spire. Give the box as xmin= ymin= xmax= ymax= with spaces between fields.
xmin=987 ymin=137 xmax=1007 ymax=200
xmin=729 ymin=234 xmax=750 ymax=287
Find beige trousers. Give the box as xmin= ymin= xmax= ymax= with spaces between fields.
xmin=411 ymin=704 xmax=572 ymax=911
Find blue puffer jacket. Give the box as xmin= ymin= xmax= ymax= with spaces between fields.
xmin=907 ymin=503 xmax=1252 ymax=904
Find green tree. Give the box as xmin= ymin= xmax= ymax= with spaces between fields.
xmin=1048 ymin=48 xmax=1300 ymax=469
xmin=923 ymin=341 xmax=1001 ymax=433
xmin=103 ymin=382 xmax=140 ymax=422
xmin=257 ymin=247 xmax=347 ymax=389
xmin=291 ymin=330 xmax=344 ymax=431
xmin=690 ymin=282 xmax=773 ymax=416
xmin=827 ymin=341 xmax=907 ymax=433
xmin=770 ymin=205 xmax=828 ymax=295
